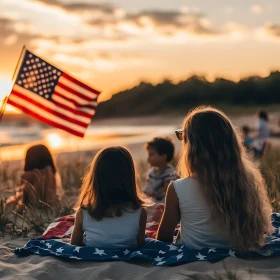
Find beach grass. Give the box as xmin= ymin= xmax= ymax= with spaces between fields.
xmin=0 ymin=148 xmax=280 ymax=237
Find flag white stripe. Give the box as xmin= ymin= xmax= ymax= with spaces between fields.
xmin=54 ymin=86 xmax=98 ymax=108
xmin=13 ymin=85 xmax=91 ymax=124
xmin=52 ymin=93 xmax=95 ymax=117
xmin=9 ymin=94 xmax=86 ymax=134
xmin=59 ymin=76 xmax=98 ymax=99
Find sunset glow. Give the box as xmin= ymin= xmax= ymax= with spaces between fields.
xmin=45 ymin=132 xmax=64 ymax=149
xmin=0 ymin=0 xmax=280 ymax=106
xmin=0 ymin=77 xmax=18 ymax=113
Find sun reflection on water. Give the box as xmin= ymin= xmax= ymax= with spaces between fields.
xmin=45 ymin=132 xmax=64 ymax=149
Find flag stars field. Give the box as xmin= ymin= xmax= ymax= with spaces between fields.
xmin=7 ymin=49 xmax=101 ymax=137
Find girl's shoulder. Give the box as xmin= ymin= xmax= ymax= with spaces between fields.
xmin=22 ymin=166 xmax=54 ymax=178
xmin=172 ymin=177 xmax=198 ymax=190
xmin=173 ymin=176 xmax=198 ymax=184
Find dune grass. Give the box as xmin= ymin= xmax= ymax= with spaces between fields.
xmin=0 ymin=148 xmax=280 ymax=237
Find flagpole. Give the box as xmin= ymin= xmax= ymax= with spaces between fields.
xmin=0 ymin=45 xmax=26 ymax=122
xmin=12 ymin=45 xmax=26 ymax=81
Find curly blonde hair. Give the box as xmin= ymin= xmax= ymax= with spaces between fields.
xmin=177 ymin=106 xmax=273 ymax=250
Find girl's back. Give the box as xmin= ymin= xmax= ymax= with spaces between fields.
xmin=157 ymin=106 xmax=272 ymax=251
xmin=22 ymin=165 xmax=57 ymax=206
xmin=71 ymin=146 xmax=150 ymax=249
xmin=82 ymin=207 xmax=142 ymax=249
xmin=174 ymin=177 xmax=231 ymax=249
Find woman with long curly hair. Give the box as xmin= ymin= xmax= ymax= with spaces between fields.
xmin=156 ymin=106 xmax=272 ymax=250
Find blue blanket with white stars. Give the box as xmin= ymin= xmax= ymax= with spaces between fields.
xmin=14 ymin=213 xmax=280 ymax=266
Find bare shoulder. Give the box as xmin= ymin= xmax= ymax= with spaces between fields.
xmin=140 ymin=207 xmax=147 ymax=218
xmin=166 ymin=182 xmax=178 ymax=198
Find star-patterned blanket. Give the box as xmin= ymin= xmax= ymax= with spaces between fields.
xmin=14 ymin=213 xmax=280 ymax=266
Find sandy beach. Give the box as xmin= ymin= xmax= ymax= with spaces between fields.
xmin=1 ymin=237 xmax=280 ymax=280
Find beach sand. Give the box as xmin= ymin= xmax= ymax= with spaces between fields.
xmin=1 ymin=237 xmax=280 ymax=279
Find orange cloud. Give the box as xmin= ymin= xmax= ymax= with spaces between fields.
xmin=30 ymin=0 xmax=116 ymax=14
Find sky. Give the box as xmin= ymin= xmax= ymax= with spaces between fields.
xmin=1 ymin=0 xmax=280 ymax=110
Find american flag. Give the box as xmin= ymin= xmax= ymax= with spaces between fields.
xmin=7 ymin=50 xmax=101 ymax=137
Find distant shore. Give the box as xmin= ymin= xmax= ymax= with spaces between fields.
xmin=1 ymin=112 xmax=280 ymax=165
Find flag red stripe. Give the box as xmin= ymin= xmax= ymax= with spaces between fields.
xmin=57 ymin=81 xmax=97 ymax=102
xmin=53 ymin=90 xmax=97 ymax=110
xmin=9 ymin=90 xmax=89 ymax=128
xmin=7 ymin=99 xmax=84 ymax=137
xmin=62 ymin=73 xmax=100 ymax=95
xmin=52 ymin=91 xmax=95 ymax=118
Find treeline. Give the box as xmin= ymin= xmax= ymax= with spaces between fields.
xmin=95 ymin=71 xmax=280 ymax=118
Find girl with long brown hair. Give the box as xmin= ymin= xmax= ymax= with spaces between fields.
xmin=71 ymin=146 xmax=151 ymax=249
xmin=6 ymin=144 xmax=63 ymax=210
xmin=156 ymin=106 xmax=272 ymax=250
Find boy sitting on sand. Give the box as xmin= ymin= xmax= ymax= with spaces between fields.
xmin=143 ymin=137 xmax=179 ymax=202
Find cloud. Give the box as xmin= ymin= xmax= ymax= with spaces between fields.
xmin=0 ymin=16 xmax=35 ymax=42
xmin=31 ymin=0 xmax=116 ymax=14
xmin=251 ymin=4 xmax=263 ymax=15
xmin=264 ymin=24 xmax=280 ymax=38
xmin=0 ymin=1 xmax=261 ymax=80
xmin=87 ymin=9 xmax=217 ymax=37
xmin=3 ymin=34 xmax=18 ymax=45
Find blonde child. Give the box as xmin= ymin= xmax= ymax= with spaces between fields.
xmin=157 ymin=106 xmax=272 ymax=250
xmin=71 ymin=146 xmax=150 ymax=249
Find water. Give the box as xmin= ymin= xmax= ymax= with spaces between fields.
xmin=0 ymin=122 xmax=178 ymax=161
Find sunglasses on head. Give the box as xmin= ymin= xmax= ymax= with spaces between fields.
xmin=175 ymin=129 xmax=184 ymax=141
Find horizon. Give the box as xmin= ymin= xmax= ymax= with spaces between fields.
xmin=2 ymin=69 xmax=279 ymax=115
xmin=1 ymin=0 xmax=280 ymax=113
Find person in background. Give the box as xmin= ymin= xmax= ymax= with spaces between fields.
xmin=252 ymin=111 xmax=270 ymax=158
xmin=242 ymin=125 xmax=254 ymax=150
xmin=143 ymin=137 xmax=179 ymax=202
xmin=257 ymin=111 xmax=270 ymax=139
xmin=156 ymin=106 xmax=272 ymax=250
xmin=6 ymin=144 xmax=64 ymax=210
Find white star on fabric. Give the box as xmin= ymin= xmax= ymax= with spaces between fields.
xmin=176 ymin=253 xmax=184 ymax=260
xmin=123 ymin=249 xmax=130 ymax=255
xmin=228 ymin=249 xmax=236 ymax=258
xmin=40 ymin=240 xmax=45 ymax=243
xmin=154 ymin=256 xmax=164 ymax=262
xmin=35 ymin=250 xmax=40 ymax=254
xmin=56 ymin=247 xmax=64 ymax=253
xmin=156 ymin=261 xmax=166 ymax=266
xmin=45 ymin=243 xmax=52 ymax=249
xmin=262 ymin=249 xmax=272 ymax=256
xmin=196 ymin=253 xmax=206 ymax=260
xmin=74 ymin=247 xmax=81 ymax=253
xmin=153 ymin=239 xmax=160 ymax=243
xmin=167 ymin=244 xmax=178 ymax=251
xmin=159 ymin=250 xmax=166 ymax=254
xmin=178 ymin=249 xmax=183 ymax=252
xmin=208 ymin=248 xmax=216 ymax=253
xmin=135 ymin=251 xmax=142 ymax=255
xmin=94 ymin=248 xmax=107 ymax=256
xmin=112 ymin=255 xmax=119 ymax=258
